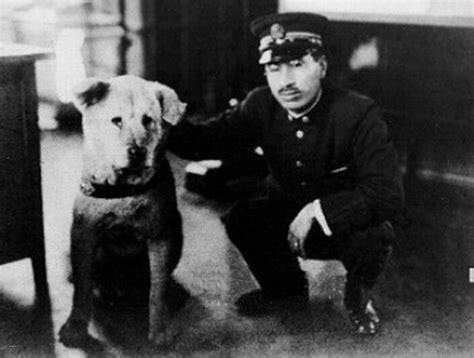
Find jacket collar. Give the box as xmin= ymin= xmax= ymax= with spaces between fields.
xmin=287 ymin=87 xmax=322 ymax=119
xmin=274 ymin=80 xmax=334 ymax=129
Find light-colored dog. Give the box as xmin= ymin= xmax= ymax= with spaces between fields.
xmin=59 ymin=75 xmax=187 ymax=347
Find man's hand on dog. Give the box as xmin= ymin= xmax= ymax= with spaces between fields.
xmin=287 ymin=203 xmax=316 ymax=259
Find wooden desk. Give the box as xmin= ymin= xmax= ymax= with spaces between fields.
xmin=0 ymin=43 xmax=52 ymax=301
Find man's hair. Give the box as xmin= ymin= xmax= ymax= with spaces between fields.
xmin=309 ymin=48 xmax=325 ymax=62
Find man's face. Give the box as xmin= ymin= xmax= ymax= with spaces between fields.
xmin=265 ymin=53 xmax=327 ymax=113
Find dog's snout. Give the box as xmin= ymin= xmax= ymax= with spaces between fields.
xmin=128 ymin=145 xmax=147 ymax=160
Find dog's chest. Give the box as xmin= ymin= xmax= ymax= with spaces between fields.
xmin=75 ymin=195 xmax=166 ymax=253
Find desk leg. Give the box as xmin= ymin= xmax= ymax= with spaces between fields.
xmin=31 ymin=242 xmax=50 ymax=306
xmin=23 ymin=62 xmax=51 ymax=307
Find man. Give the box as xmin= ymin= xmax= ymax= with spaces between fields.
xmin=169 ymin=12 xmax=404 ymax=335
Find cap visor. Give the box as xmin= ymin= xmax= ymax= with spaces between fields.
xmin=259 ymin=50 xmax=272 ymax=64
xmin=260 ymin=49 xmax=315 ymax=65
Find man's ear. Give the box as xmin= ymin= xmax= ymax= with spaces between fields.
xmin=72 ymin=78 xmax=110 ymax=112
xmin=151 ymin=82 xmax=187 ymax=126
xmin=319 ymin=55 xmax=328 ymax=78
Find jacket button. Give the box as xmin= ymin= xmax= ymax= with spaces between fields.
xmin=300 ymin=181 xmax=307 ymax=187
xmin=296 ymin=160 xmax=303 ymax=167
xmin=302 ymin=116 xmax=309 ymax=123
xmin=296 ymin=130 xmax=304 ymax=139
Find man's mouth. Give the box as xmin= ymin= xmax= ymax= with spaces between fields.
xmin=279 ymin=90 xmax=301 ymax=100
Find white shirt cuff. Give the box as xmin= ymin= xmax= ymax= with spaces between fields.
xmin=312 ymin=199 xmax=333 ymax=237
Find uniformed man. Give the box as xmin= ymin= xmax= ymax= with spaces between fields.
xmin=169 ymin=12 xmax=404 ymax=335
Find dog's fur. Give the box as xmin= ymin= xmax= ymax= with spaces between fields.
xmin=59 ymin=75 xmax=187 ymax=347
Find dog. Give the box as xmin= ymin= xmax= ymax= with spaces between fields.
xmin=59 ymin=75 xmax=187 ymax=347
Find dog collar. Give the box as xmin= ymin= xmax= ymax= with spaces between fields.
xmin=80 ymin=174 xmax=162 ymax=199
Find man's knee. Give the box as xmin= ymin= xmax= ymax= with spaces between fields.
xmin=221 ymin=199 xmax=289 ymax=248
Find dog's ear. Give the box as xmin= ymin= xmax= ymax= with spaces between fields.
xmin=151 ymin=82 xmax=187 ymax=125
xmin=72 ymin=78 xmax=110 ymax=112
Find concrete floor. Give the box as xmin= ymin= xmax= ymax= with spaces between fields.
xmin=0 ymin=123 xmax=472 ymax=357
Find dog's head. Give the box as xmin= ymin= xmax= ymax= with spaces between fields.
xmin=72 ymin=75 xmax=186 ymax=185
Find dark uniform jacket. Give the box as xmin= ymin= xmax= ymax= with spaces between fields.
xmin=169 ymin=81 xmax=404 ymax=237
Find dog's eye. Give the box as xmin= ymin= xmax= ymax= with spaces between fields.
xmin=142 ymin=115 xmax=153 ymax=128
xmin=111 ymin=117 xmax=122 ymax=128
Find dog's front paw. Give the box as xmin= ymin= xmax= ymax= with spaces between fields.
xmin=59 ymin=318 xmax=93 ymax=348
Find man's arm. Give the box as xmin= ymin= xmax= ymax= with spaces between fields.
xmin=319 ymin=104 xmax=404 ymax=235
xmin=288 ymin=104 xmax=404 ymax=257
xmin=167 ymin=92 xmax=262 ymax=161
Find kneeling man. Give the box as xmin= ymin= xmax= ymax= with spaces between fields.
xmin=169 ymin=12 xmax=404 ymax=335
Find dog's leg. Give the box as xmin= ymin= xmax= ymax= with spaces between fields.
xmin=147 ymin=236 xmax=177 ymax=347
xmin=59 ymin=223 xmax=97 ymax=347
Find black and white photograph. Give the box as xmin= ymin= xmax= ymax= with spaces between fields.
xmin=0 ymin=0 xmax=473 ymax=356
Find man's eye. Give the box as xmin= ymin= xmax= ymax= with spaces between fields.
xmin=290 ymin=60 xmax=302 ymax=67
xmin=111 ymin=117 xmax=122 ymax=128
xmin=266 ymin=64 xmax=280 ymax=72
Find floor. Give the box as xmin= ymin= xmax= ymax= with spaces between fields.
xmin=0 ymin=115 xmax=473 ymax=356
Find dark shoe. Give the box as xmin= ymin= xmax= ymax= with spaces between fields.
xmin=344 ymin=273 xmax=380 ymax=335
xmin=235 ymin=289 xmax=309 ymax=317
xmin=348 ymin=299 xmax=380 ymax=335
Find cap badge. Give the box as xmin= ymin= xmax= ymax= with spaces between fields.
xmin=270 ymin=23 xmax=286 ymax=42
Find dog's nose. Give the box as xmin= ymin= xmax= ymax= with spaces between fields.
xmin=128 ymin=145 xmax=147 ymax=160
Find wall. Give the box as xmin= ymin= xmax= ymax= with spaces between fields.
xmin=141 ymin=0 xmax=277 ymax=114
xmin=279 ymin=0 xmax=474 ymax=26
xmin=278 ymin=1 xmax=474 ymax=184
xmin=321 ymin=21 xmax=474 ymax=185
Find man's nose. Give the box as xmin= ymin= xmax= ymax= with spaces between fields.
xmin=279 ymin=66 xmax=295 ymax=87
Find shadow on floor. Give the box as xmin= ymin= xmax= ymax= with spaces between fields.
xmin=0 ymin=292 xmax=55 ymax=356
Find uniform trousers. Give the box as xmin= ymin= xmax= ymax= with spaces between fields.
xmin=222 ymin=197 xmax=394 ymax=309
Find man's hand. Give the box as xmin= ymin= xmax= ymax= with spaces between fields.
xmin=287 ymin=203 xmax=314 ymax=259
